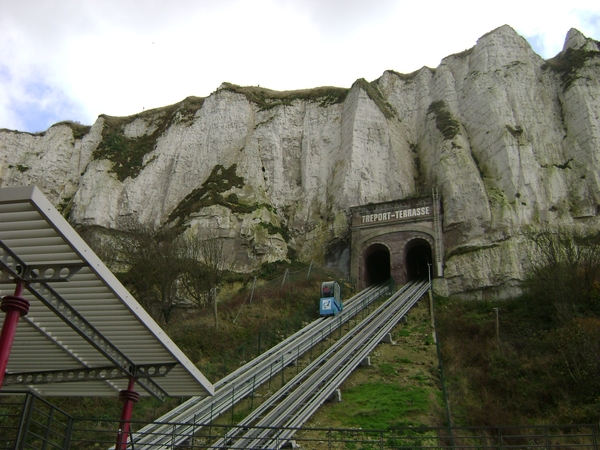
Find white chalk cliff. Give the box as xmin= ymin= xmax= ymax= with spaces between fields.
xmin=1 ymin=25 xmax=599 ymax=299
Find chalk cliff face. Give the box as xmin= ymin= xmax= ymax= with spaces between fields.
xmin=1 ymin=25 xmax=599 ymax=299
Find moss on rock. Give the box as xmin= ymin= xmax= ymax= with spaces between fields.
xmin=353 ymin=78 xmax=396 ymax=119
xmin=168 ymin=164 xmax=256 ymax=226
xmin=93 ymin=96 xmax=205 ymax=181
xmin=427 ymin=100 xmax=460 ymax=140
xmin=543 ymin=46 xmax=600 ymax=91
xmin=220 ymin=83 xmax=349 ymax=110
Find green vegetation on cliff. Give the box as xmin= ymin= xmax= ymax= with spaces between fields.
xmin=167 ymin=164 xmax=260 ymax=227
xmin=437 ymin=229 xmax=600 ymax=426
xmin=93 ymin=96 xmax=205 ymax=181
xmin=543 ymin=43 xmax=600 ymax=91
xmin=427 ymin=100 xmax=460 ymax=140
xmin=354 ymin=78 xmax=397 ymax=119
xmin=220 ymin=83 xmax=349 ymax=110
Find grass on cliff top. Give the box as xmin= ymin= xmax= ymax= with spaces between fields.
xmin=543 ymin=45 xmax=600 ymax=91
xmin=353 ymin=78 xmax=397 ymax=120
xmin=220 ymin=82 xmax=349 ymax=109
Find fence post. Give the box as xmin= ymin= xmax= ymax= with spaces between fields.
xmin=209 ymin=403 xmax=213 ymax=438
xmin=249 ymin=276 xmax=257 ymax=303
xmin=42 ymin=408 xmax=56 ymax=449
xmin=192 ymin=413 xmax=197 ymax=447
xmin=231 ymin=385 xmax=236 ymax=424
xmin=63 ymin=415 xmax=73 ymax=450
xmin=15 ymin=392 xmax=35 ymax=448
xmin=258 ymin=329 xmax=262 ymax=356
xmin=251 ymin=375 xmax=256 ymax=410
xmin=281 ymin=269 xmax=289 ymax=288
xmin=307 ymin=261 xmax=313 ymax=279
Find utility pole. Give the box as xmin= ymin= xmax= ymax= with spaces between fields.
xmin=493 ymin=307 xmax=500 ymax=349
xmin=427 ymin=263 xmax=434 ymax=329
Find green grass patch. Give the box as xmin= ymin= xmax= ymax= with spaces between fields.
xmin=325 ymin=382 xmax=429 ymax=429
xmin=52 ymin=121 xmax=91 ymax=139
xmin=167 ymin=164 xmax=257 ymax=227
xmin=9 ymin=164 xmax=30 ymax=172
xmin=220 ymin=83 xmax=348 ymax=110
xmin=427 ymin=100 xmax=460 ymax=140
xmin=353 ymin=78 xmax=396 ymax=119
xmin=257 ymin=221 xmax=290 ymax=242
xmin=378 ymin=363 xmax=397 ymax=376
xmin=543 ymin=45 xmax=600 ymax=91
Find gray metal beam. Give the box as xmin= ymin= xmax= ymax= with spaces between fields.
xmin=3 ymin=363 xmax=177 ymax=386
xmin=0 ymin=243 xmax=170 ymax=401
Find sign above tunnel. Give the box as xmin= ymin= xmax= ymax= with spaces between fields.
xmin=351 ymin=197 xmax=435 ymax=228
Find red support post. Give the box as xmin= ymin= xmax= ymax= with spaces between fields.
xmin=0 ymin=281 xmax=29 ymax=389
xmin=115 ymin=376 xmax=140 ymax=450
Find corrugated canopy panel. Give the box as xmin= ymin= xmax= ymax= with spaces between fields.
xmin=0 ymin=186 xmax=214 ymax=399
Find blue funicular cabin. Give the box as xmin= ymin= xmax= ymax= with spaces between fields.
xmin=319 ymin=281 xmax=342 ymax=316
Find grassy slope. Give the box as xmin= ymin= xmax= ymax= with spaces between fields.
xmin=435 ymin=295 xmax=600 ymax=426
xmin=44 ymin=259 xmax=600 ymax=432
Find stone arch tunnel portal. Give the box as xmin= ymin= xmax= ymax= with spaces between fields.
xmin=364 ymin=243 xmax=391 ymax=286
xmin=350 ymin=196 xmax=443 ymax=289
xmin=405 ymin=239 xmax=433 ymax=281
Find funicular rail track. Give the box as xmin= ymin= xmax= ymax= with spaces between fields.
xmin=131 ymin=282 xmax=393 ymax=448
xmin=211 ymin=280 xmax=430 ymax=449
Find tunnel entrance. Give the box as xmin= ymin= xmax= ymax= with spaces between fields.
xmin=364 ymin=243 xmax=391 ymax=286
xmin=405 ymin=239 xmax=432 ymax=281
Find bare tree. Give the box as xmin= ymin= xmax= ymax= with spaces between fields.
xmin=525 ymin=228 xmax=600 ymax=321
xmin=112 ymin=224 xmax=186 ymax=324
xmin=181 ymin=236 xmax=227 ymax=330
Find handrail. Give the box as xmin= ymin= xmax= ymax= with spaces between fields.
xmin=131 ymin=281 xmax=392 ymax=448
xmin=211 ymin=280 xmax=429 ymax=449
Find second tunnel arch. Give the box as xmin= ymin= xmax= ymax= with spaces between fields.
xmin=404 ymin=238 xmax=433 ymax=281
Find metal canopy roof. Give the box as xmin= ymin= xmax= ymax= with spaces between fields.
xmin=0 ymin=186 xmax=214 ymax=399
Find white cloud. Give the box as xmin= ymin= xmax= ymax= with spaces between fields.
xmin=1 ymin=0 xmax=599 ymax=132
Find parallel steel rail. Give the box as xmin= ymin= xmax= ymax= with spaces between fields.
xmin=211 ymin=280 xmax=430 ymax=449
xmin=131 ymin=282 xmax=393 ymax=448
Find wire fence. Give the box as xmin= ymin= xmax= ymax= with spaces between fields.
xmin=194 ymin=262 xmax=348 ymax=381
xmin=2 ymin=393 xmax=599 ymax=450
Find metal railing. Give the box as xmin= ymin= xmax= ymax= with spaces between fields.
xmin=0 ymin=390 xmax=73 ymax=449
xmin=130 ymin=282 xmax=393 ymax=448
xmin=3 ymin=385 xmax=600 ymax=449
xmin=210 ymin=280 xmax=429 ymax=449
xmin=4 ymin=409 xmax=595 ymax=450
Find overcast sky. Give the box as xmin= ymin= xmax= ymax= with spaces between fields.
xmin=1 ymin=1 xmax=599 ymax=133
